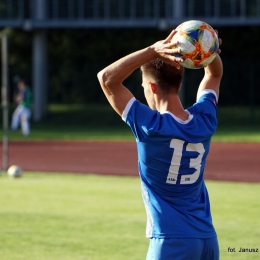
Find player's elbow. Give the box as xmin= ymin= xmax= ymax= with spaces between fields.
xmin=97 ymin=69 xmax=113 ymax=95
xmin=97 ymin=69 xmax=106 ymax=86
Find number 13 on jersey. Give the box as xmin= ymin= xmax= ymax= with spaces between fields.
xmin=166 ymin=139 xmax=205 ymax=185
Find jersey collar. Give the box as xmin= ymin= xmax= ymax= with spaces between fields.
xmin=161 ymin=110 xmax=193 ymax=124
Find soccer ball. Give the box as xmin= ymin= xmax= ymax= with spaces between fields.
xmin=171 ymin=20 xmax=219 ymax=69
xmin=7 ymin=165 xmax=22 ymax=178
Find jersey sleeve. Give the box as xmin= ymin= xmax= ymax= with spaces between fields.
xmin=189 ymin=90 xmax=218 ymax=132
xmin=122 ymin=97 xmax=160 ymax=142
xmin=195 ymin=90 xmax=218 ymax=114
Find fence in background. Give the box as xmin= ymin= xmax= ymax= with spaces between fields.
xmin=0 ymin=0 xmax=260 ymax=29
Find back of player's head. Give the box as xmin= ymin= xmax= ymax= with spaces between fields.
xmin=141 ymin=59 xmax=184 ymax=94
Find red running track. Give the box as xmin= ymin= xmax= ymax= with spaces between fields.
xmin=0 ymin=141 xmax=259 ymax=182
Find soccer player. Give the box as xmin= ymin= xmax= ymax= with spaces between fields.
xmin=11 ymin=78 xmax=32 ymax=136
xmin=97 ymin=29 xmax=223 ymax=260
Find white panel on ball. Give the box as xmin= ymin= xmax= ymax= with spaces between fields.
xmin=7 ymin=165 xmax=22 ymax=178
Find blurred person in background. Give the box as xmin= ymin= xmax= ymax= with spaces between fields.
xmin=11 ymin=78 xmax=32 ymax=136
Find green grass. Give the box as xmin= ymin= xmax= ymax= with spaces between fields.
xmin=8 ymin=125 xmax=135 ymax=141
xmin=213 ymin=126 xmax=260 ymax=142
xmin=2 ymin=104 xmax=260 ymax=141
xmin=214 ymin=106 xmax=260 ymax=142
xmin=0 ymin=173 xmax=259 ymax=260
xmin=0 ymin=173 xmax=147 ymax=260
xmin=210 ymin=181 xmax=260 ymax=260
xmin=7 ymin=125 xmax=260 ymax=142
xmin=6 ymin=104 xmax=135 ymax=141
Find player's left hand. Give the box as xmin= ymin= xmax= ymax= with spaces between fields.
xmin=215 ymin=30 xmax=222 ymax=54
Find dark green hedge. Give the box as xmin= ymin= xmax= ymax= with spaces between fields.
xmin=4 ymin=26 xmax=260 ymax=107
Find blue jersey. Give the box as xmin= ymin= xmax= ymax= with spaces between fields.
xmin=122 ymin=90 xmax=218 ymax=239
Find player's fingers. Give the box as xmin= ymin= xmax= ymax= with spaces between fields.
xmin=218 ymin=38 xmax=222 ymax=45
xmin=172 ymin=62 xmax=181 ymax=69
xmin=161 ymin=50 xmax=183 ymax=63
xmin=169 ymin=40 xmax=180 ymax=48
xmin=163 ymin=42 xmax=178 ymax=51
xmin=162 ymin=58 xmax=181 ymax=68
xmin=164 ymin=29 xmax=177 ymax=43
xmin=170 ymin=47 xmax=183 ymax=56
xmin=164 ymin=53 xmax=184 ymax=64
xmin=168 ymin=60 xmax=183 ymax=69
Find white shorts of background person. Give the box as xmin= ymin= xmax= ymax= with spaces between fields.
xmin=11 ymin=105 xmax=31 ymax=136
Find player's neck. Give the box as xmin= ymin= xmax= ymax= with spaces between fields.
xmin=157 ymin=95 xmax=189 ymax=121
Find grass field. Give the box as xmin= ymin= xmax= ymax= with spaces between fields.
xmin=0 ymin=173 xmax=259 ymax=260
xmin=1 ymin=104 xmax=259 ymax=259
xmin=4 ymin=104 xmax=260 ymax=141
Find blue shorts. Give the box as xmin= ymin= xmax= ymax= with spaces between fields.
xmin=146 ymin=237 xmax=219 ymax=260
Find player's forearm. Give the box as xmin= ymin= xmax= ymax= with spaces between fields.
xmin=97 ymin=47 xmax=157 ymax=90
xmin=197 ymin=54 xmax=223 ymax=99
xmin=204 ymin=54 xmax=223 ymax=79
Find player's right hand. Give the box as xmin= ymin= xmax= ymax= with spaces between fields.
xmin=151 ymin=30 xmax=184 ymax=69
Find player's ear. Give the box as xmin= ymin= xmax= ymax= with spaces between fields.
xmin=149 ymin=82 xmax=157 ymax=93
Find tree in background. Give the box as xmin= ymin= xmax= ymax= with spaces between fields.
xmin=3 ymin=26 xmax=260 ymax=107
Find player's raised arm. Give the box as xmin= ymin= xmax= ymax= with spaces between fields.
xmin=197 ymin=54 xmax=223 ymax=100
xmin=97 ymin=30 xmax=183 ymax=116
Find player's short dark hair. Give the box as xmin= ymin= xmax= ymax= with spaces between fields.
xmin=141 ymin=59 xmax=184 ymax=94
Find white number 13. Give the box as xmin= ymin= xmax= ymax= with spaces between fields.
xmin=166 ymin=139 xmax=205 ymax=185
